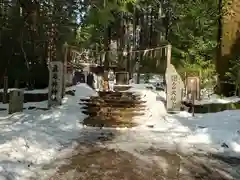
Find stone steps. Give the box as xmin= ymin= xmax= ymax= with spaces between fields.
xmin=80 ymin=91 xmax=146 ymax=127
xmin=81 ymin=106 xmax=146 ymax=112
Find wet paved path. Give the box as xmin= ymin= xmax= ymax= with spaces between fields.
xmin=44 ymin=131 xmax=240 ymax=180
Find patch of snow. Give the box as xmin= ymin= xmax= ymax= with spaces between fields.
xmin=0 ymin=83 xmax=97 ymax=179
xmin=111 ymin=84 xmax=240 ymax=157
xmin=71 ymin=83 xmax=98 ymax=99
xmin=195 ymin=94 xmax=240 ymax=105
xmin=0 ymin=86 xmax=76 ymax=94
xmin=114 ymin=84 xmax=131 ymax=87
xmin=0 ymin=85 xmax=94 ymax=111
xmin=173 ymin=111 xmax=240 ymax=154
xmin=1 ymin=81 xmax=240 ymax=179
xmin=0 ymin=101 xmax=48 ymax=110
xmin=128 ymin=84 xmax=167 ymax=129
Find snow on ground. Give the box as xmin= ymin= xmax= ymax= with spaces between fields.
xmin=1 ymin=81 xmax=240 ymax=179
xmin=128 ymin=84 xmax=167 ymax=129
xmin=184 ymin=88 xmax=240 ymax=105
xmin=145 ymin=73 xmax=240 ymax=104
xmin=195 ymin=94 xmax=240 ymax=105
xmin=0 ymin=101 xmax=48 ymax=110
xmin=0 ymin=86 xmax=76 ymax=94
xmin=171 ymin=111 xmax=240 ymax=153
xmin=0 ymin=86 xmax=79 ymax=110
xmin=107 ymin=83 xmax=240 ymax=157
xmin=0 ymin=84 xmax=97 ymax=179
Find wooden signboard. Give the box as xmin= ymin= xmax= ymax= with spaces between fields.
xmin=186 ymin=76 xmax=200 ymax=100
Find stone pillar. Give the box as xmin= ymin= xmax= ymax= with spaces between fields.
xmin=165 ymin=64 xmax=184 ymax=112
xmin=166 ymin=44 xmax=172 ymax=66
xmin=48 ymin=61 xmax=63 ymax=108
xmin=9 ymin=89 xmax=24 ymax=114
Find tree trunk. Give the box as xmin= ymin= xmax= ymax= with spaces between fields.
xmin=139 ymin=11 xmax=145 ymax=72
xmin=216 ymin=0 xmax=240 ymax=96
xmin=103 ymin=25 xmax=111 ymax=69
xmin=126 ymin=16 xmax=131 ymax=75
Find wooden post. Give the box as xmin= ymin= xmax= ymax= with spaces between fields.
xmin=3 ymin=76 xmax=8 ymax=104
xmin=136 ymin=61 xmax=140 ymax=84
xmin=184 ymin=72 xmax=187 ymax=97
xmin=62 ymin=43 xmax=68 ymax=97
xmin=192 ymin=91 xmax=195 ymax=117
xmin=167 ymin=44 xmax=172 ymax=66
xmin=189 ymin=78 xmax=197 ymax=116
xmin=14 ymin=79 xmax=19 ymax=88
xmin=237 ymin=70 xmax=240 ymax=97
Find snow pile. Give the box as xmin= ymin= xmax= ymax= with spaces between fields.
xmin=148 ymin=74 xmax=164 ymax=85
xmin=129 ymin=84 xmax=175 ymax=130
xmin=118 ymin=84 xmax=240 ymax=156
xmin=127 ymin=84 xmax=184 ymax=131
xmin=65 ymin=83 xmax=97 ymax=100
xmin=129 ymin=85 xmax=167 ymax=129
xmin=0 ymin=83 xmax=97 ymax=179
xmin=171 ymin=110 xmax=240 ymax=154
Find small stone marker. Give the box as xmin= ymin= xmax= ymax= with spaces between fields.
xmin=165 ymin=64 xmax=184 ymax=112
xmin=9 ymin=89 xmax=24 ymax=114
xmin=135 ymin=61 xmax=140 ymax=84
xmin=48 ymin=61 xmax=64 ymax=108
xmin=132 ymin=73 xmax=138 ymax=84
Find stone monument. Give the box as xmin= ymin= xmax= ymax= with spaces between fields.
xmin=48 ymin=61 xmax=64 ymax=108
xmin=165 ymin=64 xmax=184 ymax=112
xmin=9 ymin=89 xmax=24 ymax=114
